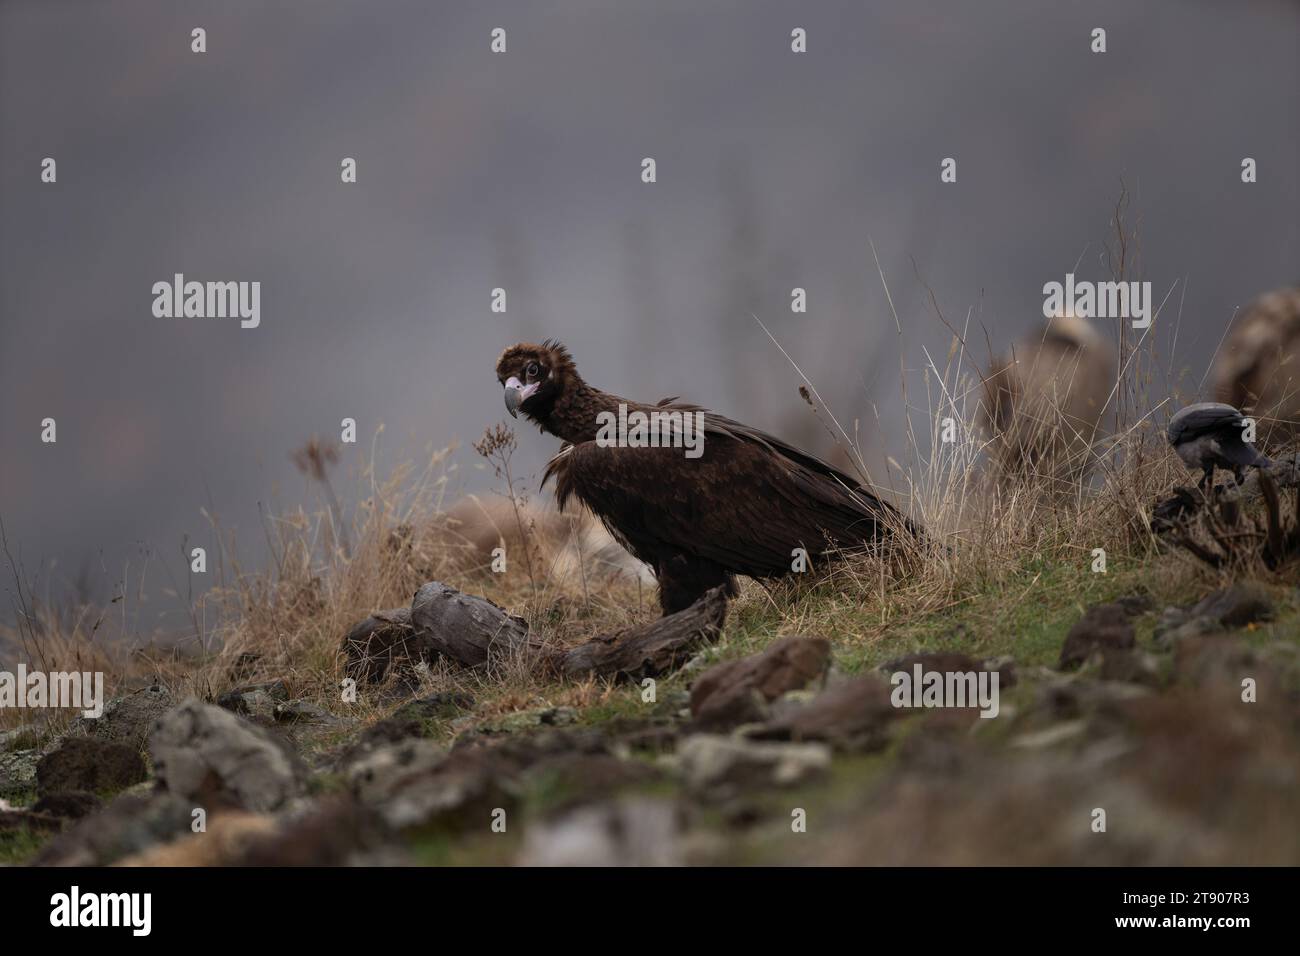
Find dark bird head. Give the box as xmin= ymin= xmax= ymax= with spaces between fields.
xmin=1166 ymin=402 xmax=1246 ymax=448
xmin=495 ymin=340 xmax=577 ymax=423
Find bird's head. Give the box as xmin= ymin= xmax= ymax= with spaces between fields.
xmin=495 ymin=340 xmax=576 ymax=424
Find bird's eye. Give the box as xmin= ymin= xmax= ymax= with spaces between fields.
xmin=525 ymin=362 xmax=540 ymax=379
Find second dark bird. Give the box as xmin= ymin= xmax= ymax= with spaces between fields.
xmin=1167 ymin=402 xmax=1272 ymax=492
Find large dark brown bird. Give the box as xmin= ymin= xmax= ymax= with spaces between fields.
xmin=495 ymin=341 xmax=921 ymax=615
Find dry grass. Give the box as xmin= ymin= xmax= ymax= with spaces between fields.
xmin=4 ymin=238 xmax=1291 ymax=738
xmin=0 ymin=370 xmax=1252 ymax=740
xmin=0 ymin=431 xmax=653 ymax=736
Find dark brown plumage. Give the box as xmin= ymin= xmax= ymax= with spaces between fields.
xmin=495 ymin=340 xmax=921 ymax=615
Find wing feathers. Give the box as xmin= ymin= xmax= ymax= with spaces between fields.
xmin=542 ymin=408 xmax=913 ymax=580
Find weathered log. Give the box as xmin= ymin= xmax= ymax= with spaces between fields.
xmin=344 ymin=582 xmax=730 ymax=682
xmin=409 ymin=582 xmax=542 ymax=668
xmin=558 ymin=585 xmax=729 ymax=681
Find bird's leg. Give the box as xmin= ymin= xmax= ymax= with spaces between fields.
xmin=656 ymin=554 xmax=737 ymax=616
xmin=1198 ymin=466 xmax=1214 ymax=496
xmin=1233 ymin=466 xmax=1246 ymax=486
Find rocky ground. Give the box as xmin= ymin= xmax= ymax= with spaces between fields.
xmin=3 ymin=570 xmax=1298 ymax=866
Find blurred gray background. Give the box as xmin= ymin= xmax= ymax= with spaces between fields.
xmin=1 ymin=0 xmax=1297 ymax=641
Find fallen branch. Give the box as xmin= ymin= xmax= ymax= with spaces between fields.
xmin=1154 ymin=458 xmax=1300 ymax=570
xmin=1150 ymin=455 xmax=1300 ymax=535
xmin=555 ymin=585 xmax=729 ymax=682
xmin=342 ymin=583 xmax=730 ymax=685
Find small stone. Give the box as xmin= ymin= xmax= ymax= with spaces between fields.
xmin=690 ymin=635 xmax=830 ymax=730
xmin=748 ymin=674 xmax=899 ymax=751
xmin=676 ymin=734 xmax=830 ymax=795
xmin=217 ymin=680 xmax=289 ymax=721
xmin=1059 ymin=603 xmax=1137 ymax=670
xmin=518 ymin=798 xmax=683 ymax=866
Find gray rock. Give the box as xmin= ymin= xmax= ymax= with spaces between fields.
xmin=341 ymin=692 xmax=476 ymax=764
xmin=1100 ymin=648 xmax=1165 ymax=687
xmin=71 ymin=682 xmax=174 ymax=749
xmin=0 ymin=748 xmax=40 ymax=801
xmin=675 ymin=734 xmax=830 ymax=795
xmin=347 ymin=729 xmax=624 ymax=833
xmin=393 ymin=691 xmax=476 ymax=723
xmin=747 ymin=673 xmax=900 ymax=751
xmin=347 ymin=737 xmax=507 ymax=831
xmin=1035 ymin=677 xmax=1150 ymax=729
xmin=1154 ymin=583 xmax=1275 ymax=648
xmin=33 ymin=791 xmax=195 ymax=866
xmin=273 ymin=700 xmax=344 ymax=726
xmin=217 ymin=680 xmax=289 ymax=721
xmin=518 ymin=797 xmax=683 ymax=866
xmin=1172 ymin=636 xmax=1262 ymax=689
xmin=477 ymin=705 xmax=578 ymax=735
xmin=149 ymin=699 xmax=306 ymax=812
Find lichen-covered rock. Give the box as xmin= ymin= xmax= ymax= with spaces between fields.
xmin=347 ymin=737 xmax=507 ymax=832
xmin=149 ymin=699 xmax=306 ymax=812
xmin=217 ymin=680 xmax=289 ymax=722
xmin=70 ymin=682 xmax=174 ymax=749
xmin=675 ymin=734 xmax=830 ymax=795
xmin=0 ymin=747 xmax=40 ymax=801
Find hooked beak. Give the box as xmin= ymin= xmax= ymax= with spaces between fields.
xmin=503 ymin=376 xmax=539 ymax=418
